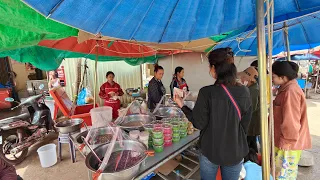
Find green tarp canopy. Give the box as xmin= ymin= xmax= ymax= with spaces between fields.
xmin=0 ymin=46 xmax=160 ymax=70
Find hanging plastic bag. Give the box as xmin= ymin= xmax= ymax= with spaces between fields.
xmin=77 ymin=87 xmax=93 ymax=105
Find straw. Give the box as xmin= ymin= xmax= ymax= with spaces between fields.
xmin=114 ymin=101 xmax=134 ymax=125
xmin=98 ymin=127 xmax=120 ymax=173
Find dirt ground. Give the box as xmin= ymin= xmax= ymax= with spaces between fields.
xmin=4 ymin=93 xmax=320 ymax=180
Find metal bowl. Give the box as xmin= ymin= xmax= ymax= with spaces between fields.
xmin=117 ymin=114 xmax=155 ymax=130
xmin=55 ymin=118 xmax=83 ymax=134
xmin=73 ymin=127 xmax=129 ymax=155
xmin=75 ymin=127 xmax=128 ymax=145
xmin=86 ymin=140 xmax=147 ymax=180
xmin=153 ymin=107 xmax=185 ymax=119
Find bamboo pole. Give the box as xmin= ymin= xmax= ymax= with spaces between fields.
xmin=93 ymin=43 xmax=99 ymax=108
xmin=73 ymin=59 xmax=82 ymax=105
xmin=256 ymin=0 xmax=271 ymax=179
xmin=284 ymin=22 xmax=291 ymax=61
xmin=266 ymin=0 xmax=276 ymax=178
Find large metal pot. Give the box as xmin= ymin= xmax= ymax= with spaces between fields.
xmin=86 ymin=140 xmax=147 ymax=180
xmin=153 ymin=107 xmax=185 ymax=119
xmin=55 ymin=118 xmax=83 ymax=133
xmin=117 ymin=114 xmax=155 ymax=130
xmin=74 ymin=127 xmax=128 ymax=155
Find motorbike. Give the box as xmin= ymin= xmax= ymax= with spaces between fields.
xmin=0 ymin=86 xmax=55 ymax=165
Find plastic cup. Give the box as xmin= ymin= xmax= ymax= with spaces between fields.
xmin=164 ymin=133 xmax=173 ymax=140
xmin=180 ymin=120 xmax=189 ymax=129
xmin=152 ymin=128 xmax=163 ymax=139
xmin=153 ymin=144 xmax=164 ymax=153
xmin=164 ymin=139 xmax=173 ymax=147
xmin=179 ymin=127 xmax=188 ymax=132
xmin=129 ymin=130 xmax=140 ymax=140
xmin=139 ymin=131 xmax=149 ymax=141
xmin=180 ymin=132 xmax=188 ymax=138
xmin=171 ymin=122 xmax=180 ymax=131
xmin=143 ymin=124 xmax=154 ymax=132
xmin=152 ymin=137 xmax=164 ymax=146
xmin=173 ymin=132 xmax=180 ymax=138
xmin=172 ymin=136 xmax=180 ymax=143
xmin=162 ymin=123 xmax=173 ymax=134
xmin=153 ymin=123 xmax=162 ymax=129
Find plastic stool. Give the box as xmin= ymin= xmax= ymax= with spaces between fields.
xmin=58 ymin=133 xmax=76 ymax=163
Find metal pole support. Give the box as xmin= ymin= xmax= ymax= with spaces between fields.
xmin=256 ymin=0 xmax=271 ymax=179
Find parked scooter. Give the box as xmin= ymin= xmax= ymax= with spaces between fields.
xmin=0 ymin=85 xmax=55 ymax=165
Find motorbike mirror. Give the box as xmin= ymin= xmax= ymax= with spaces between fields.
xmin=39 ymin=84 xmax=44 ymax=90
xmin=5 ymin=97 xmax=14 ymax=102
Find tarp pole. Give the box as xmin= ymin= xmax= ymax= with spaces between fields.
xmin=305 ymin=61 xmax=310 ymax=97
xmin=93 ymin=42 xmax=99 ymax=108
xmin=257 ymin=0 xmax=271 ymax=179
xmin=315 ymin=70 xmax=319 ymax=93
xmin=284 ymin=22 xmax=291 ymax=61
xmin=266 ymin=0 xmax=275 ymax=178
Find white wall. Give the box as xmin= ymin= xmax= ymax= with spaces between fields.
xmin=159 ymin=52 xmax=257 ymax=92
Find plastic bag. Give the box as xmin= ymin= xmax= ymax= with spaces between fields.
xmin=77 ymin=87 xmax=93 ymax=105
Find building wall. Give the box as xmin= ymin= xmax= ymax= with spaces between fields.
xmin=10 ymin=60 xmax=35 ymax=91
xmin=61 ymin=58 xmax=142 ymax=106
xmin=158 ymin=52 xmax=257 ymax=92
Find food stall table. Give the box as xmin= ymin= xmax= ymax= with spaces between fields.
xmin=133 ymin=131 xmax=200 ymax=180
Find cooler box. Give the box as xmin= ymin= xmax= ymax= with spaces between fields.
xmin=0 ymin=88 xmax=12 ymax=109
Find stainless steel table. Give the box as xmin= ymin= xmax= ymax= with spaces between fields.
xmin=133 ymin=131 xmax=200 ymax=180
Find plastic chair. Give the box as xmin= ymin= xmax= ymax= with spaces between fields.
xmin=49 ymin=86 xmax=97 ymax=126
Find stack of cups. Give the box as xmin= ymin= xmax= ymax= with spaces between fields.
xmin=152 ymin=128 xmax=164 ymax=153
xmin=162 ymin=123 xmax=173 ymax=146
xmin=139 ymin=131 xmax=150 ymax=148
xmin=171 ymin=122 xmax=181 ymax=143
xmin=129 ymin=130 xmax=141 ymax=157
xmin=180 ymin=119 xmax=189 ymax=138
xmin=143 ymin=124 xmax=154 ymax=147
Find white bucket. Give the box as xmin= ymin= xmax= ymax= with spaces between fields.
xmin=37 ymin=144 xmax=57 ymax=168
xmin=90 ymin=106 xmax=112 ymax=128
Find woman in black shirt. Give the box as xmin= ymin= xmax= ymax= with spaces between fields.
xmin=147 ymin=64 xmax=166 ymax=110
xmin=174 ymin=48 xmax=252 ymax=180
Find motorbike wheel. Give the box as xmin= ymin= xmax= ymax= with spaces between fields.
xmin=0 ymin=133 xmax=28 ymax=165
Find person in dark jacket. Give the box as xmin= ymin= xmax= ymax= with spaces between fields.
xmin=174 ymin=48 xmax=252 ymax=180
xmin=238 ymin=67 xmax=260 ymax=153
xmin=147 ymin=64 xmax=166 ymax=110
xmin=170 ymin=66 xmax=189 ymax=98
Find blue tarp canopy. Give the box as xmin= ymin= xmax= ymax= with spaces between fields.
xmin=277 ymin=54 xmax=320 ymax=61
xmin=23 ymin=0 xmax=320 ymax=43
xmin=214 ymin=10 xmax=320 ymax=56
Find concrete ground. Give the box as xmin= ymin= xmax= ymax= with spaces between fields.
xmin=1 ymin=93 xmax=320 ymax=180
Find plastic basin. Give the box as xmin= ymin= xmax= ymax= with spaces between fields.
xmin=37 ymin=144 xmax=57 ymax=168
